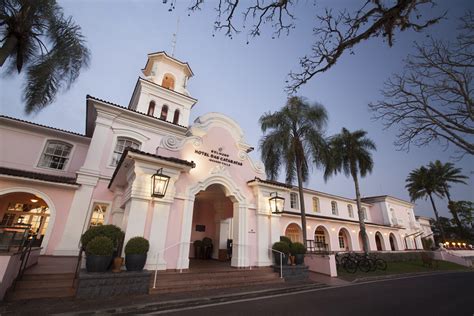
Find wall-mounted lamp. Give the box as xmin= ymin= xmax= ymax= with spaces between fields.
xmin=269 ymin=192 xmax=285 ymax=214
xmin=151 ymin=168 xmax=170 ymax=198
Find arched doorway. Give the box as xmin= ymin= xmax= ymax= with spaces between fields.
xmin=389 ymin=233 xmax=398 ymax=251
xmin=191 ymin=184 xmax=233 ymax=265
xmin=0 ymin=191 xmax=51 ymax=249
xmin=161 ymin=73 xmax=175 ymax=90
xmin=285 ymin=223 xmax=302 ymax=243
xmin=338 ymin=228 xmax=352 ymax=251
xmin=314 ymin=226 xmax=330 ymax=252
xmin=375 ymin=232 xmax=385 ymax=251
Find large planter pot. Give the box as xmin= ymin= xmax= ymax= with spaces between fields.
xmin=86 ymin=255 xmax=112 ymax=272
xmin=295 ymin=254 xmax=305 ymax=265
xmin=125 ymin=254 xmax=147 ymax=271
xmin=273 ymin=253 xmax=289 ymax=266
xmin=194 ymin=245 xmax=202 ymax=259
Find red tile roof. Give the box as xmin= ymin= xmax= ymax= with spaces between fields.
xmin=0 ymin=167 xmax=78 ymax=185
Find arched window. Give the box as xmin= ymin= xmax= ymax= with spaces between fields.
xmin=147 ymin=101 xmax=155 ymax=116
xmin=338 ymin=231 xmax=346 ymax=249
xmin=38 ymin=140 xmax=73 ymax=170
xmin=331 ymin=201 xmax=338 ymax=215
xmin=111 ymin=137 xmax=141 ymax=166
xmin=173 ymin=109 xmax=180 ymax=124
xmin=161 ymin=73 xmax=175 ymax=90
xmin=347 ymin=204 xmax=354 ymax=218
xmin=285 ymin=223 xmax=302 ymax=243
xmin=160 ymin=105 xmax=168 ymax=120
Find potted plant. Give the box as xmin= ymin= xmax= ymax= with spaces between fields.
xmin=85 ymin=236 xmax=114 ymax=272
xmin=272 ymin=241 xmax=290 ymax=266
xmin=124 ymin=236 xmax=150 ymax=271
xmin=202 ymin=237 xmax=213 ymax=260
xmin=81 ymin=225 xmax=125 ymax=271
xmin=193 ymin=240 xmax=203 ymax=259
xmin=280 ymin=236 xmax=293 ymax=246
xmin=290 ymin=242 xmax=306 ymax=265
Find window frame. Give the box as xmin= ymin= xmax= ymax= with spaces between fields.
xmin=110 ymin=136 xmax=141 ymax=167
xmin=331 ymin=201 xmax=338 ymax=215
xmin=37 ymin=139 xmax=74 ymax=171
xmin=312 ymin=197 xmax=320 ymax=213
xmin=88 ymin=201 xmax=110 ymax=228
xmin=173 ymin=109 xmax=180 ymax=124
xmin=290 ymin=193 xmax=299 ymax=209
xmin=347 ymin=204 xmax=354 ymax=218
xmin=147 ymin=101 xmax=156 ymax=116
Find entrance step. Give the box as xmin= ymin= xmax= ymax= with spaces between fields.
xmin=150 ymin=267 xmax=284 ymax=294
xmin=6 ymin=273 xmax=76 ymax=301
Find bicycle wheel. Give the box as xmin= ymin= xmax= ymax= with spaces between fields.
xmin=375 ymin=259 xmax=387 ymax=271
xmin=344 ymin=259 xmax=357 ymax=274
xmin=369 ymin=259 xmax=377 ymax=272
xmin=358 ymin=259 xmax=371 ymax=272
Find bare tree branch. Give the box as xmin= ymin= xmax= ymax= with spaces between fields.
xmin=286 ymin=0 xmax=445 ymax=93
xmin=369 ymin=12 xmax=474 ymax=158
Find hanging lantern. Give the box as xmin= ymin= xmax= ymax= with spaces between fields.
xmin=151 ymin=168 xmax=170 ymax=198
xmin=269 ymin=192 xmax=285 ymax=214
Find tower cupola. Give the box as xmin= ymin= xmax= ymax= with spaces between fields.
xmin=128 ymin=51 xmax=197 ymax=127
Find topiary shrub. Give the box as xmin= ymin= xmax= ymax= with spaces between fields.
xmin=280 ymin=236 xmax=293 ymax=246
xmin=124 ymin=237 xmax=150 ymax=255
xmin=86 ymin=236 xmax=114 ymax=256
xmin=272 ymin=241 xmax=290 ymax=255
xmin=81 ymin=225 xmax=124 ymax=249
xmin=290 ymin=242 xmax=306 ymax=255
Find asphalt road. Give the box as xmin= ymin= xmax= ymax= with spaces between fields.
xmin=155 ymin=272 xmax=474 ymax=316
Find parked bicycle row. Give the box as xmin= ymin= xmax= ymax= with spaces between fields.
xmin=336 ymin=252 xmax=387 ymax=273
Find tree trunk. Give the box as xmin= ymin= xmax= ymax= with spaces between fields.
xmin=353 ymin=173 xmax=369 ymax=254
xmin=0 ymin=36 xmax=18 ymax=67
xmin=444 ymin=185 xmax=464 ymax=235
xmin=428 ymin=193 xmax=446 ymax=242
xmin=295 ymin=156 xmax=308 ymax=246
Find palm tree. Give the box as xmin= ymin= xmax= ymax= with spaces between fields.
xmin=405 ymin=166 xmax=446 ymax=241
xmin=428 ymin=160 xmax=468 ymax=234
xmin=324 ymin=128 xmax=376 ymax=253
xmin=259 ymin=96 xmax=328 ymax=244
xmin=0 ymin=0 xmax=90 ymax=113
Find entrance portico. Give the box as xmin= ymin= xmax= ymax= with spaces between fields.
xmin=177 ymin=174 xmax=249 ymax=270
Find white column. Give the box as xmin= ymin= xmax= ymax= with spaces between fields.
xmin=110 ymin=189 xmax=124 ymax=228
xmin=256 ymin=213 xmax=272 ymax=266
xmin=146 ymin=201 xmax=171 ymax=270
xmin=231 ymin=203 xmax=248 ymax=268
xmin=80 ymin=112 xmax=114 ymax=174
xmin=176 ymin=197 xmax=195 ymax=270
xmin=122 ymin=197 xmax=149 ymax=254
xmin=54 ymin=174 xmax=98 ymax=256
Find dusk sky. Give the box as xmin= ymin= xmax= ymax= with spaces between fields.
xmin=1 ymin=0 xmax=473 ymax=219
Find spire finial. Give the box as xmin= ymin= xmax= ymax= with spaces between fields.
xmin=171 ymin=17 xmax=180 ymax=57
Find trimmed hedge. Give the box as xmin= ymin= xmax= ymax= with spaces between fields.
xmin=81 ymin=225 xmax=124 ymax=249
xmin=272 ymin=241 xmax=290 ymax=255
xmin=280 ymin=236 xmax=292 ymax=246
xmin=86 ymin=236 xmax=114 ymax=256
xmin=290 ymin=242 xmax=306 ymax=255
xmin=124 ymin=237 xmax=150 ymax=255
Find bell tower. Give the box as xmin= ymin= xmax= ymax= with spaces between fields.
xmin=128 ymin=51 xmax=197 ymax=127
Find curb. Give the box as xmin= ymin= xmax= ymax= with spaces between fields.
xmin=55 ymin=283 xmax=329 ymax=315
xmin=351 ymin=269 xmax=472 ymax=283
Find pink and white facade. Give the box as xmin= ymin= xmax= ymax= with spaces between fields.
xmin=0 ymin=52 xmax=431 ymax=270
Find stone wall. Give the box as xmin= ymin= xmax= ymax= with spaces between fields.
xmin=76 ymin=271 xmax=151 ymax=299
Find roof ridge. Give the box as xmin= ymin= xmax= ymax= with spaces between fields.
xmin=0 ymin=115 xmax=88 ymax=138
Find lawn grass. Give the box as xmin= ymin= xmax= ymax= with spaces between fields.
xmin=337 ymin=259 xmax=470 ymax=281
